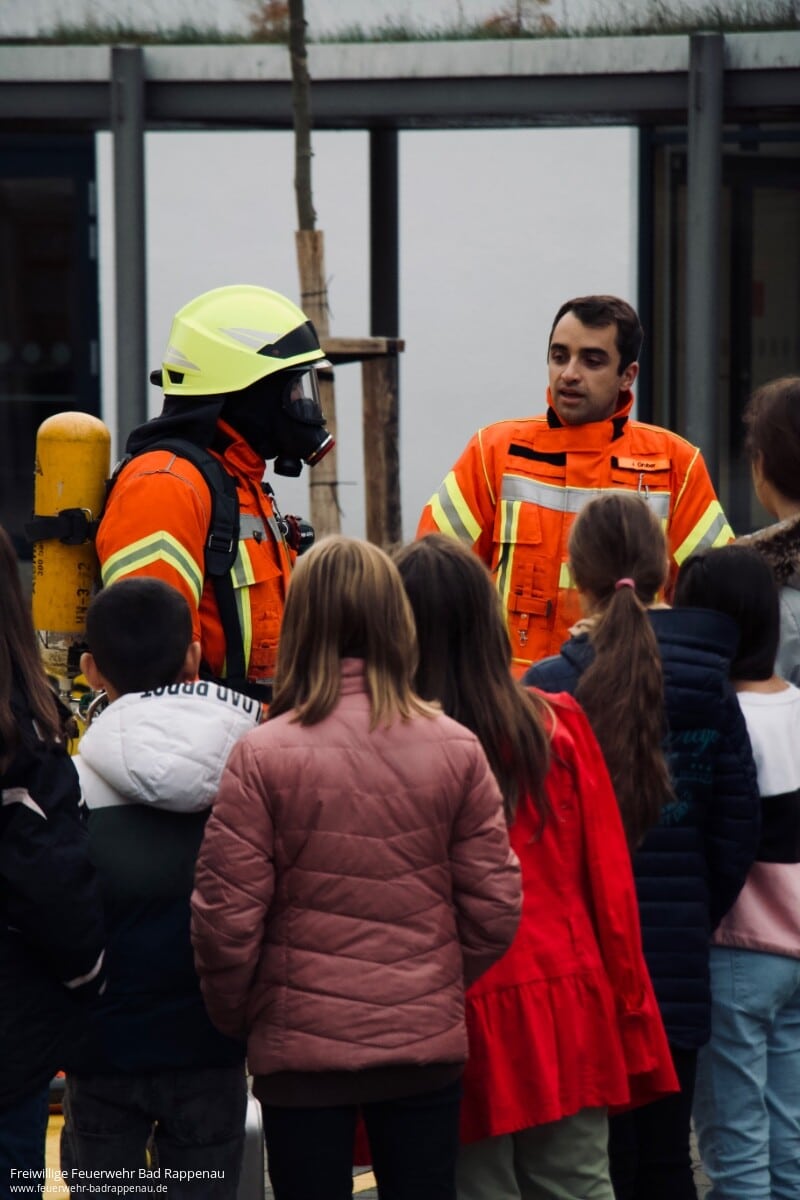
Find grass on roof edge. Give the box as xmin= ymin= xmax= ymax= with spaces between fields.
xmin=1 ymin=1 xmax=798 ymax=48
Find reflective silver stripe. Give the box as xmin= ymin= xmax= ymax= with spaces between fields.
xmin=220 ymin=326 xmax=278 ymax=349
xmin=239 ymin=514 xmax=269 ymax=541
xmin=265 ymin=515 xmax=284 ymax=544
xmin=164 ymin=344 xmax=199 ymax=372
xmin=431 ymin=473 xmax=482 ymax=545
xmin=500 ymin=475 xmax=671 ymax=519
xmin=696 ymin=509 xmax=733 ymax=552
xmin=673 ymin=501 xmax=733 ymax=565
xmin=64 ymin=950 xmax=105 ymax=991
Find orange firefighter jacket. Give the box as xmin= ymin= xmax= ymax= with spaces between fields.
xmin=417 ymin=390 xmax=733 ymax=675
xmin=96 ymin=421 xmax=293 ymax=686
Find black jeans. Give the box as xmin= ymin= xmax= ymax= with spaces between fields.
xmin=63 ymin=1065 xmax=247 ymax=1200
xmin=609 ymin=1044 xmax=699 ymax=1200
xmin=261 ymin=1079 xmax=462 ymax=1200
xmin=0 ymin=1086 xmax=49 ymax=1200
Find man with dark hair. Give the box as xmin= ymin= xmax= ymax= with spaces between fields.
xmin=418 ymin=294 xmax=732 ymax=673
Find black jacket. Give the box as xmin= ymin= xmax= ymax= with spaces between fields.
xmin=525 ymin=607 xmax=760 ymax=1048
xmin=63 ymin=686 xmax=252 ymax=1076
xmin=0 ymin=684 xmax=105 ymax=1109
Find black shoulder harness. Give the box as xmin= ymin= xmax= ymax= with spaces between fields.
xmin=108 ymin=438 xmax=247 ymax=687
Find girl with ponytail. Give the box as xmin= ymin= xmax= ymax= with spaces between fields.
xmin=526 ymin=493 xmax=760 ymax=1200
xmin=566 ymin=492 xmax=673 ymax=850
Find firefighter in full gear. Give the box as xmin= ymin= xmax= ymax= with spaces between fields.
xmin=418 ymin=294 xmax=734 ymax=675
xmin=96 ymin=285 xmax=334 ymax=700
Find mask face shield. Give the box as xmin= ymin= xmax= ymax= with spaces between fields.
xmin=273 ymin=363 xmax=335 ymax=475
xmin=220 ymin=362 xmax=335 ymax=475
xmin=282 ymin=366 xmax=326 ymax=426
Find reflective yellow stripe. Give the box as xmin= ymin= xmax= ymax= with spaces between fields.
xmin=101 ymin=532 xmax=203 ymax=605
xmin=231 ymin=543 xmax=256 ymax=673
xmin=497 ymin=499 xmax=521 ymax=614
xmin=428 ymin=492 xmax=455 ymax=538
xmin=231 ymin=541 xmax=257 ymax=590
xmin=673 ymin=501 xmax=733 ymax=565
xmin=428 ymin=473 xmax=482 ymax=545
xmin=558 ymin=561 xmax=576 ymax=590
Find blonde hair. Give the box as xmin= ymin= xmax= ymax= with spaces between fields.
xmin=269 ymin=536 xmax=436 ymax=728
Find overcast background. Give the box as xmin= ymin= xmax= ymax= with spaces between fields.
xmin=4 ymin=0 xmax=652 ymax=535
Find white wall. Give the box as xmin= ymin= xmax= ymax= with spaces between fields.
xmin=400 ymin=126 xmax=638 ymax=534
xmin=98 ymin=124 xmax=638 ymax=540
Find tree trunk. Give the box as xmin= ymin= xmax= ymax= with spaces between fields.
xmin=288 ymin=0 xmax=341 ymax=536
xmin=288 ymin=0 xmax=315 ymax=232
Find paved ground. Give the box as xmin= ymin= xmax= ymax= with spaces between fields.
xmin=262 ymin=1163 xmax=377 ymax=1198
xmin=263 ymin=1142 xmax=710 ymax=1198
xmin=344 ymin=1163 xmax=709 ymax=1199
xmin=260 ymin=1131 xmax=711 ymax=1198
xmin=49 ymin=1112 xmax=708 ymax=1199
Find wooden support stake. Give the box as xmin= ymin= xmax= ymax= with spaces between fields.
xmin=296 ymin=228 xmax=341 ymax=538
xmin=362 ymin=354 xmax=401 ymax=548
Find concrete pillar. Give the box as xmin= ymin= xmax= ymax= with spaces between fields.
xmin=685 ymin=32 xmax=724 ymax=481
xmin=111 ymin=46 xmax=148 ymax=441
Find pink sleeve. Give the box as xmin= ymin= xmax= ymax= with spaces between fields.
xmin=191 ymin=738 xmax=275 ymax=1038
xmin=449 ymin=742 xmax=522 ymax=986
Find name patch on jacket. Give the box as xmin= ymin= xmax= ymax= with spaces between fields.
xmin=613 ymin=455 xmax=671 ymax=472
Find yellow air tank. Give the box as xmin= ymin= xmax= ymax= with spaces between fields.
xmin=30 ymin=412 xmax=111 ymax=706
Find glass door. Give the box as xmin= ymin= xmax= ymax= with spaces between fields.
xmin=643 ymin=132 xmax=800 ymax=534
xmin=728 ymin=164 xmax=800 ymax=531
xmin=0 ymin=135 xmax=100 ymax=557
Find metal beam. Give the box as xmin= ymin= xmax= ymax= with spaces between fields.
xmin=1 ymin=36 xmax=798 ymax=132
xmin=684 ymin=32 xmax=723 ymax=482
xmin=111 ymin=45 xmax=148 ymax=442
xmin=144 ymin=74 xmax=691 ymax=129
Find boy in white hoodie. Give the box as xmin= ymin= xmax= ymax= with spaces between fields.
xmin=62 ymin=578 xmax=261 ymax=1199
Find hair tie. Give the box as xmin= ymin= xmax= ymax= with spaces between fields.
xmin=614 ymin=577 xmax=636 ymax=591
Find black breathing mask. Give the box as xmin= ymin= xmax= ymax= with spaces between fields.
xmin=222 ymin=367 xmax=334 ymax=476
xmin=273 ymin=370 xmax=334 ymax=477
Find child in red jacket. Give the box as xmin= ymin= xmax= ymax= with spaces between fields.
xmin=396 ymin=534 xmax=676 ymax=1200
